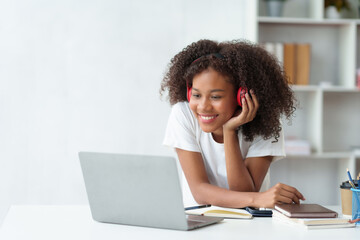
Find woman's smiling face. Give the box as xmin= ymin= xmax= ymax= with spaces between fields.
xmin=189 ymin=67 xmax=238 ymax=141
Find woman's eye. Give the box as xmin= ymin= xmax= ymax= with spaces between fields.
xmin=211 ymin=95 xmax=222 ymax=100
xmin=192 ymin=94 xmax=200 ymax=98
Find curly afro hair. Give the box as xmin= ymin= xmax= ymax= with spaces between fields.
xmin=160 ymin=39 xmax=296 ymax=142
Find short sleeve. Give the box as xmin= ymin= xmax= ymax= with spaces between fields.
xmin=163 ymin=102 xmax=201 ymax=153
xmin=246 ymin=127 xmax=286 ymax=162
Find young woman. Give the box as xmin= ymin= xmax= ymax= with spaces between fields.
xmin=160 ymin=39 xmax=305 ymax=208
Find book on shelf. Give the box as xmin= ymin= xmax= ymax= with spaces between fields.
xmin=261 ymin=42 xmax=311 ymax=86
xmin=185 ymin=206 xmax=253 ymax=219
xmin=295 ymin=43 xmax=311 ymax=86
xmin=272 ymin=210 xmax=355 ymax=229
xmin=274 ymin=42 xmax=284 ymax=65
xmin=283 ymin=43 xmax=296 ymax=84
xmin=262 ymin=42 xmax=284 ymax=68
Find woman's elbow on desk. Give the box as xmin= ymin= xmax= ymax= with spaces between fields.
xmin=189 ymin=183 xmax=215 ymax=205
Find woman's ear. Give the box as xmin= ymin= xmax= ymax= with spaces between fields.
xmin=187 ymin=86 xmax=192 ymax=102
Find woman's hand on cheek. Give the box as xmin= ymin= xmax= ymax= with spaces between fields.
xmin=223 ymin=89 xmax=259 ymax=132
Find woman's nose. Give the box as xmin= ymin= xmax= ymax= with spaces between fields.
xmin=198 ymin=98 xmax=212 ymax=111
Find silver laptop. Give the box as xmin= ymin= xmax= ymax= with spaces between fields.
xmin=79 ymin=152 xmax=223 ymax=230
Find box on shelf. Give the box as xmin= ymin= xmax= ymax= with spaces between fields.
xmin=284 ymin=138 xmax=311 ymax=155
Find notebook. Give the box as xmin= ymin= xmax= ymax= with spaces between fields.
xmin=274 ymin=204 xmax=338 ymax=218
xmin=185 ymin=206 xmax=253 ymax=219
xmin=79 ymin=152 xmax=223 ymax=231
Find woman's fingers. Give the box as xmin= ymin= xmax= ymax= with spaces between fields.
xmin=260 ymin=183 xmax=305 ymax=208
xmin=241 ymin=97 xmax=248 ymax=114
xmin=270 ymin=183 xmax=305 ymax=205
xmin=226 ymin=89 xmax=259 ymax=130
xmin=242 ymin=89 xmax=258 ymax=122
xmin=280 ymin=184 xmax=305 ymax=201
xmin=276 ymin=195 xmax=296 ymax=204
xmin=279 ymin=188 xmax=300 ymax=204
xmin=250 ymin=89 xmax=259 ymax=111
xmin=245 ymin=92 xmax=254 ymax=112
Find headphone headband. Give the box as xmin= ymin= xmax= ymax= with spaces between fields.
xmin=191 ymin=53 xmax=224 ymax=65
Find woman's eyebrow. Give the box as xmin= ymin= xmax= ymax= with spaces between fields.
xmin=192 ymin=88 xmax=225 ymax=93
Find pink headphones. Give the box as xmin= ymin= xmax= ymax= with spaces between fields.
xmin=187 ymin=86 xmax=248 ymax=107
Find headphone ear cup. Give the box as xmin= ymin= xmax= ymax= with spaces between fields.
xmin=237 ymin=87 xmax=248 ymax=106
xmin=187 ymin=86 xmax=192 ymax=102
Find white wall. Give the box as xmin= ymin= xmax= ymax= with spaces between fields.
xmin=0 ymin=0 xmax=255 ymax=225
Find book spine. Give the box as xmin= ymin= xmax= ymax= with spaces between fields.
xmin=290 ymin=212 xmax=338 ymax=218
xmin=274 ymin=42 xmax=284 ymax=66
xmin=283 ymin=43 xmax=296 ymax=85
xmin=264 ymin=42 xmax=275 ymax=56
xmin=295 ymin=43 xmax=311 ymax=85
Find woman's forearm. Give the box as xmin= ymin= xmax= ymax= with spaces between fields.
xmin=223 ymin=129 xmax=255 ymax=192
xmin=192 ymin=182 xmax=259 ymax=208
xmin=191 ymin=180 xmax=305 ymax=209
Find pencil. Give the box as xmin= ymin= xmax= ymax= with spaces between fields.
xmin=349 ymin=180 xmax=356 ymax=189
xmin=347 ymin=168 xmax=357 ymax=189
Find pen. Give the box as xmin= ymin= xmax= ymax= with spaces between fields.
xmin=347 ymin=168 xmax=357 ymax=189
xmin=184 ymin=205 xmax=211 ymax=211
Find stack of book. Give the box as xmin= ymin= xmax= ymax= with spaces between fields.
xmin=261 ymin=42 xmax=311 ymax=85
xmin=273 ymin=204 xmax=356 ymax=229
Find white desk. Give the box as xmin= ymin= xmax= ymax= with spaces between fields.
xmin=0 ymin=205 xmax=358 ymax=240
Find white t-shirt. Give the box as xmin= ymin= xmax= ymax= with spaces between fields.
xmin=163 ymin=102 xmax=285 ymax=206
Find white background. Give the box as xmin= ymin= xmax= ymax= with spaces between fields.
xmin=0 ymin=0 xmax=256 ymax=225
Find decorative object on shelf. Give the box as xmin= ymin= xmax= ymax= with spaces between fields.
xmin=324 ymin=0 xmax=350 ymax=18
xmin=265 ymin=0 xmax=287 ymax=17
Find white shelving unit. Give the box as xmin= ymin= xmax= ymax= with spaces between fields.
xmin=256 ymin=0 xmax=360 ymax=205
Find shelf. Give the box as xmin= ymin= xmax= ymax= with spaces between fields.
xmin=354 ymin=149 xmax=360 ymax=157
xmin=322 ymin=93 xmax=360 ymax=152
xmin=258 ymin=16 xmax=360 ymax=26
xmin=258 ymin=0 xmax=323 ymax=19
xmin=357 ymin=25 xmax=360 ymax=70
xmin=291 ymin=85 xmax=360 ymax=93
xmin=290 ymin=85 xmax=319 ymax=92
xmin=286 ymin=152 xmax=354 ymax=159
xmin=258 ymin=20 xmax=356 ymax=88
xmin=321 ymin=87 xmax=360 ymax=92
xmin=257 ymin=0 xmax=359 ymax=206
